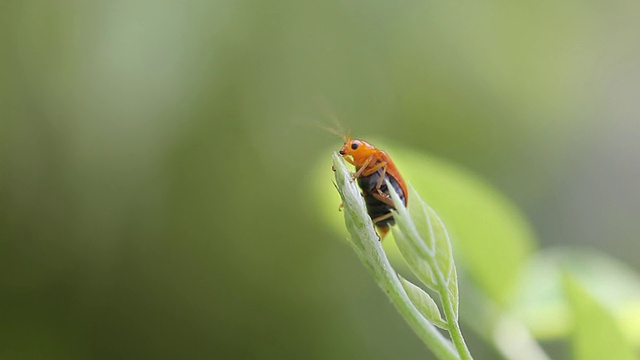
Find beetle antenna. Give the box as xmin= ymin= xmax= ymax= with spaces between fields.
xmin=309 ymin=119 xmax=345 ymax=139
xmin=313 ymin=98 xmax=350 ymax=139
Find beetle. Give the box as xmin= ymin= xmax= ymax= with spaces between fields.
xmin=338 ymin=138 xmax=408 ymax=238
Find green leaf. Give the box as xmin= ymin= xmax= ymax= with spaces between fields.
xmin=392 ymin=227 xmax=437 ymax=289
xmin=388 ymin=182 xmax=434 ymax=262
xmin=411 ymin=192 xmax=454 ymax=280
xmin=447 ymin=266 xmax=459 ymax=320
xmin=563 ymin=274 xmax=637 ymax=360
xmin=395 ymin=148 xmax=535 ymax=305
xmin=390 ymin=184 xmax=460 ymax=320
xmin=424 ymin=202 xmax=455 ymax=284
xmin=388 ymin=179 xmax=471 ymax=359
xmin=401 ymin=276 xmax=447 ymax=329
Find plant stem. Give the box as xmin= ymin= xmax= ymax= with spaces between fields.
xmin=439 ymin=287 xmax=473 ymax=360
xmin=357 ymin=241 xmax=460 ymax=360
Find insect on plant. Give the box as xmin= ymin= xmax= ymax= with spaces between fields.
xmin=338 ymin=138 xmax=408 ymax=238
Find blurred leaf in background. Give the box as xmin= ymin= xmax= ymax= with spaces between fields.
xmin=510 ymin=248 xmax=640 ymax=345
xmin=564 ymin=274 xmax=636 ymax=360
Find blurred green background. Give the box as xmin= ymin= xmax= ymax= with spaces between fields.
xmin=2 ymin=0 xmax=640 ymax=359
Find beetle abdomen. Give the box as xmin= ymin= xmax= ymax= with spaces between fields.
xmin=357 ymin=170 xmax=406 ymax=227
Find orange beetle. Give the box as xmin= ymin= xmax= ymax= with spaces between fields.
xmin=338 ymin=138 xmax=408 ymax=238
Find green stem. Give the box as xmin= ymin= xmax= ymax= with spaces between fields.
xmin=439 ymin=288 xmax=473 ymax=360
xmin=357 ymin=242 xmax=460 ymax=360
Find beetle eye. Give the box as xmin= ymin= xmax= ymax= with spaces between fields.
xmin=351 ymin=142 xmax=358 ymax=150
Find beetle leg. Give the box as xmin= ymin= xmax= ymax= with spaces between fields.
xmin=372 ymin=192 xmax=395 ymax=207
xmin=362 ymin=161 xmax=387 ymax=177
xmin=369 ymin=163 xmax=399 ymax=205
xmin=352 ymin=157 xmax=373 ymax=180
xmin=372 ymin=162 xmax=388 ymax=192
xmin=372 ymin=212 xmax=393 ymax=224
xmin=343 ymin=156 xmax=357 ymax=166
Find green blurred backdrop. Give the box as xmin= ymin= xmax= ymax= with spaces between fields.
xmin=2 ymin=0 xmax=640 ymax=359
